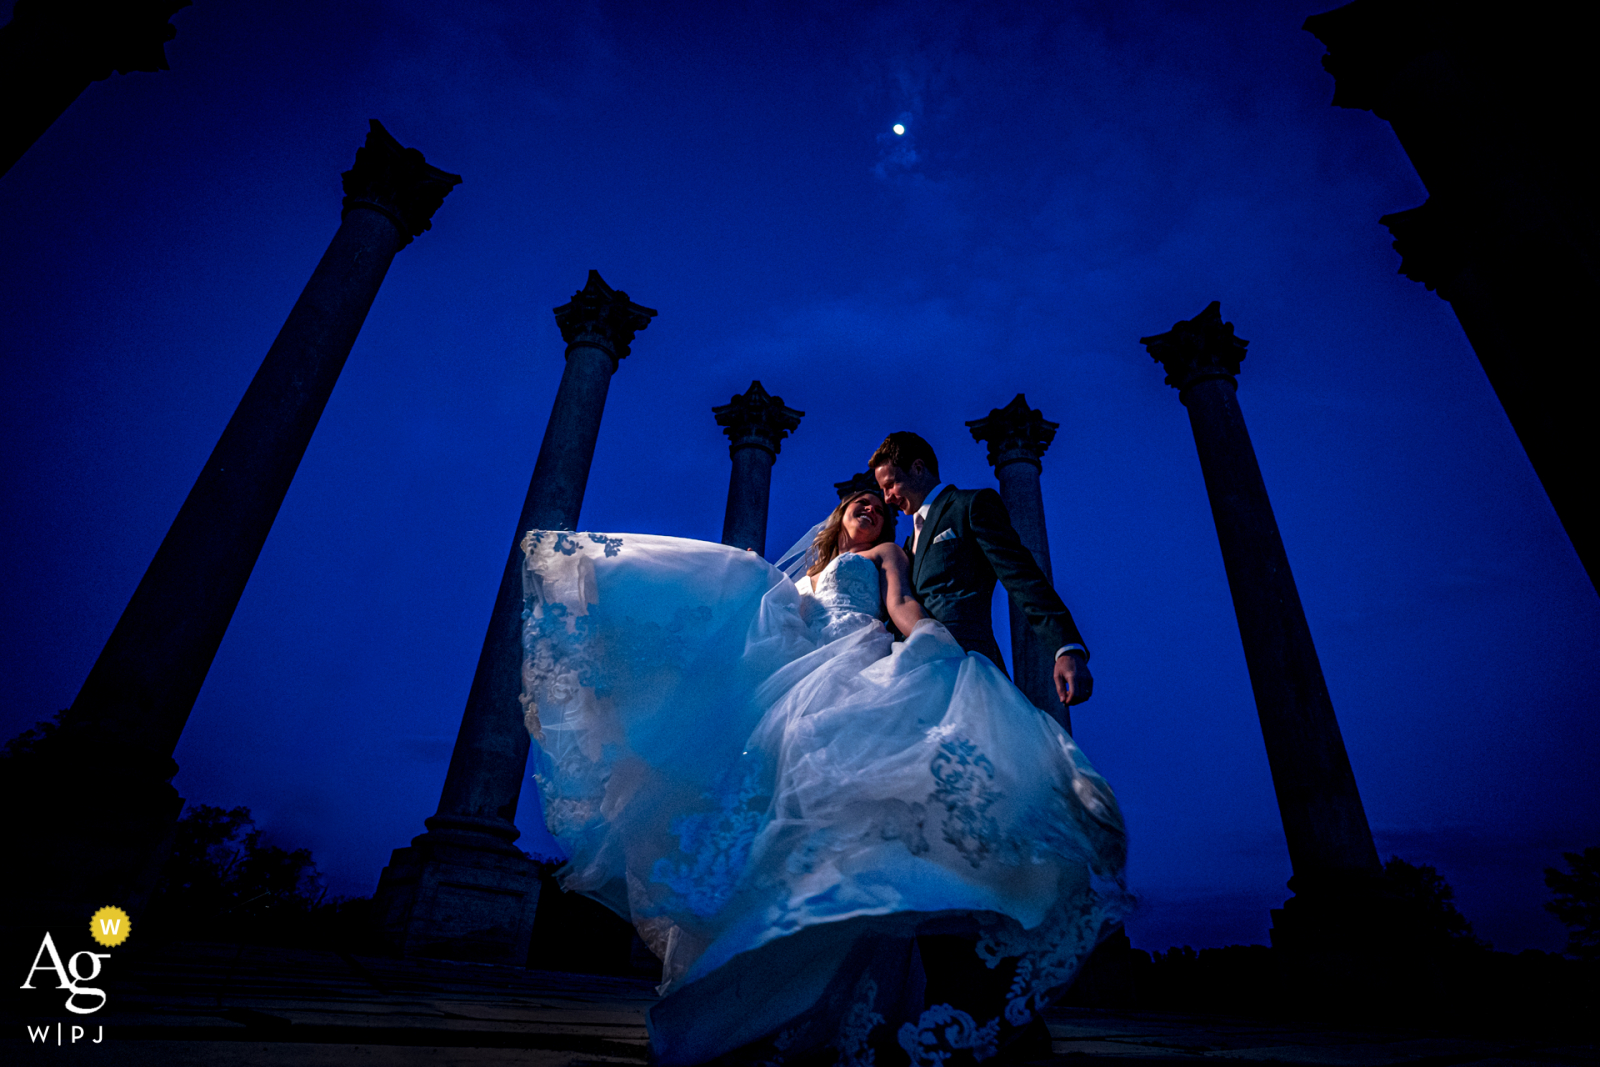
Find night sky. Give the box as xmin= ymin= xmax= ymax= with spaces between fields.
xmin=3 ymin=0 xmax=1596 ymax=955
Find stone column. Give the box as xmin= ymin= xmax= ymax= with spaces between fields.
xmin=373 ymin=271 xmax=655 ymax=964
xmin=1 ymin=0 xmax=189 ymax=178
xmin=834 ymin=472 xmax=879 ymax=499
xmin=1303 ymin=3 xmax=1598 ymax=592
xmin=2 ymin=121 xmax=459 ymax=931
xmin=714 ymin=381 xmax=803 ymax=556
xmin=967 ymin=395 xmax=1069 ymax=731
xmin=1142 ymin=302 xmax=1384 ymax=949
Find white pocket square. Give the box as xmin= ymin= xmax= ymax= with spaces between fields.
xmin=931 ymin=528 xmax=958 ymax=545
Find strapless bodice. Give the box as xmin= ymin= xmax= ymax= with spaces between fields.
xmin=802 ymin=552 xmax=881 ymax=628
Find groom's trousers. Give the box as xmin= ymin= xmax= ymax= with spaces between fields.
xmin=936 ymin=616 xmax=1009 ymax=676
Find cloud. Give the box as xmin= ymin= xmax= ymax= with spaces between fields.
xmin=873 ymin=113 xmax=921 ymax=179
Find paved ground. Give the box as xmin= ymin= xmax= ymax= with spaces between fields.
xmin=5 ymin=942 xmax=1592 ymax=1066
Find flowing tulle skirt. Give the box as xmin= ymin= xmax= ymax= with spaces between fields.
xmin=521 ymin=532 xmax=1128 ymax=1065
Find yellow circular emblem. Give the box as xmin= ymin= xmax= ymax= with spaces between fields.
xmin=89 ymin=906 xmax=131 ymax=947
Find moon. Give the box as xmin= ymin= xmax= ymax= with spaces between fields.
xmin=893 ymin=124 xmax=905 ymax=135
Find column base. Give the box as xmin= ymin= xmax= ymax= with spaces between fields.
xmin=0 ymin=743 xmax=184 ymax=959
xmin=373 ymin=824 xmax=543 ymax=965
xmin=1269 ymin=870 xmax=1444 ymax=1009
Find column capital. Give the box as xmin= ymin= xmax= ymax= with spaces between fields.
xmin=713 ymin=380 xmax=804 ymax=459
xmin=551 ymin=270 xmax=657 ymax=366
xmin=4 ymin=0 xmax=190 ymax=81
xmin=834 ymin=471 xmax=880 ymax=499
xmin=340 ymin=120 xmax=462 ymax=247
xmin=1141 ymin=301 xmax=1249 ymax=394
xmin=1380 ymin=200 xmax=1471 ymax=299
xmin=1301 ymin=1 xmax=1449 ymax=119
xmin=966 ymin=394 xmax=1059 ymax=471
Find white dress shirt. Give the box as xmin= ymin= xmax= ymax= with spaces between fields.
xmin=910 ymin=482 xmax=949 ymax=554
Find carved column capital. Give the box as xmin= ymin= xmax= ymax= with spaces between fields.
xmin=713 ymin=380 xmax=804 ymax=459
xmin=1380 ymin=199 xmax=1473 ymax=299
xmin=966 ymin=394 xmax=1059 ymax=471
xmin=551 ymin=270 xmax=657 ymax=367
xmin=1301 ymin=1 xmax=1448 ymax=119
xmin=3 ymin=0 xmax=190 ymax=81
xmin=340 ymin=121 xmax=462 ymax=248
xmin=834 ymin=471 xmax=880 ymax=499
xmin=1141 ymin=301 xmax=1249 ymax=395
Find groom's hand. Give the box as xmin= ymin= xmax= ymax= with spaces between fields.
xmin=1055 ymin=652 xmax=1093 ymax=706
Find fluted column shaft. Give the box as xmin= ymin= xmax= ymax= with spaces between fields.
xmin=968 ymin=395 xmax=1065 ymax=730
xmin=995 ymin=460 xmax=1059 ymax=719
xmin=723 ymin=446 xmax=777 ymax=554
xmin=431 ymin=340 xmax=622 ymax=837
xmin=71 ymin=121 xmax=458 ymax=762
xmin=75 ymin=215 xmax=398 ymax=759
xmin=714 ymin=381 xmax=803 ymax=557
xmin=1182 ymin=375 xmax=1379 ymax=879
xmin=374 ymin=271 xmax=653 ymax=964
xmin=1145 ymin=303 xmax=1380 ymax=891
xmin=5 ymin=121 xmax=458 ymax=927
xmin=1305 ymin=3 xmax=1598 ymax=592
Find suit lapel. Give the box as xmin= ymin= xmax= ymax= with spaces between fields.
xmin=912 ymin=487 xmax=959 ymax=587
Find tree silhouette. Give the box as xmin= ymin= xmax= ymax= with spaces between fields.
xmin=0 ymin=708 xmax=65 ymax=760
xmin=1384 ymin=856 xmax=1488 ymax=951
xmin=158 ymin=805 xmax=325 ymax=916
xmin=146 ymin=803 xmax=350 ymax=944
xmin=1544 ymin=847 xmax=1600 ymax=959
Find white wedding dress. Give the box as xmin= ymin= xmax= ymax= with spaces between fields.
xmin=521 ymin=531 xmax=1128 ymax=1066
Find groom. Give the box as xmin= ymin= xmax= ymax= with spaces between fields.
xmin=870 ymin=430 xmax=1093 ymax=708
xmin=870 ymin=430 xmax=1087 ymax=1060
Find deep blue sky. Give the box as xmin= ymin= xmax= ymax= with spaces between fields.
xmin=3 ymin=0 xmax=1595 ymax=954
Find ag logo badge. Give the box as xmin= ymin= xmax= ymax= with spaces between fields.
xmin=89 ymin=906 xmax=130 ymax=948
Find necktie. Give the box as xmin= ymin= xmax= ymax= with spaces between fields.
xmin=913 ymin=510 xmax=925 ymax=552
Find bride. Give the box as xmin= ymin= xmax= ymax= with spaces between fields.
xmin=520 ymin=489 xmax=1128 ymax=1066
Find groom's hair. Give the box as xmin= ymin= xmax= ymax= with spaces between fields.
xmin=869 ymin=432 xmax=940 ymax=480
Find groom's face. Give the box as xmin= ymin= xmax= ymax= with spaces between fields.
xmin=873 ymin=460 xmax=931 ymax=515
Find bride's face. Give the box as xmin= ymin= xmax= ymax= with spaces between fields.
xmin=839 ymin=494 xmax=885 ymax=551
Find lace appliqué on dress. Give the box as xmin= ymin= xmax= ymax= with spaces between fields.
xmin=975 ymin=888 xmax=1120 ymax=1026
xmin=928 ymin=737 xmax=1005 ymax=868
xmin=651 ymin=762 xmax=769 ymax=918
xmin=835 ymin=975 xmax=886 ymax=1067
xmin=523 ymin=531 xmax=732 ymax=847
xmin=588 ymin=532 xmax=624 ymax=556
xmin=612 ymin=604 xmax=716 ymax=676
xmin=520 ymin=530 xmax=609 ymax=743
xmin=897 ymin=1004 xmax=1000 ymax=1066
xmin=875 ymin=799 xmax=931 ymax=856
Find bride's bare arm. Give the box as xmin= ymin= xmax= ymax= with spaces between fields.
xmin=868 ymin=543 xmax=926 ymax=635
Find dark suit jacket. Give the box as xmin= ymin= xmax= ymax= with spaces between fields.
xmin=906 ymin=486 xmax=1085 ymax=673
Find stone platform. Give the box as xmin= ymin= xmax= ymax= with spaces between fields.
xmin=5 ymin=941 xmax=1591 ymax=1066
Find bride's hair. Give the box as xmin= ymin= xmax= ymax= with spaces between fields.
xmin=807 ymin=491 xmax=896 ymax=578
